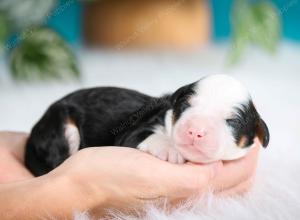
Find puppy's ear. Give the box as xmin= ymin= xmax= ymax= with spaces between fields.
xmin=171 ymin=86 xmax=186 ymax=106
xmin=256 ymin=118 xmax=270 ymax=148
xmin=171 ymin=83 xmax=196 ymax=106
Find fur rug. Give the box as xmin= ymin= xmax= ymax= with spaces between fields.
xmin=74 ymin=148 xmax=300 ymax=220
xmin=72 ymin=46 xmax=300 ymax=220
xmin=1 ymin=44 xmax=300 ymax=220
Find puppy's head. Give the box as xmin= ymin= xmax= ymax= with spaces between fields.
xmin=170 ymin=74 xmax=269 ymax=163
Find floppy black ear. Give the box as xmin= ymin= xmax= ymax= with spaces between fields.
xmin=256 ymin=118 xmax=270 ymax=148
xmin=171 ymin=82 xmax=196 ymax=106
xmin=171 ymin=86 xmax=186 ymax=106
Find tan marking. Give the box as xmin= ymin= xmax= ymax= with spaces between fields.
xmin=238 ymin=136 xmax=248 ymax=148
xmin=65 ymin=118 xmax=75 ymax=125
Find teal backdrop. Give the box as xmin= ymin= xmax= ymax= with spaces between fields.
xmin=47 ymin=0 xmax=82 ymax=45
xmin=47 ymin=0 xmax=300 ymax=45
xmin=211 ymin=0 xmax=300 ymax=41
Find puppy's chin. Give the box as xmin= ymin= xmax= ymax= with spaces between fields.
xmin=174 ymin=142 xmax=251 ymax=163
xmin=174 ymin=143 xmax=223 ymax=163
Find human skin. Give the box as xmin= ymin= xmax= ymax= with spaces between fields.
xmin=0 ymin=132 xmax=259 ymax=219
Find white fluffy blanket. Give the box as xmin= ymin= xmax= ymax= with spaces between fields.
xmin=1 ymin=44 xmax=299 ymax=220
xmin=74 ymin=138 xmax=300 ymax=220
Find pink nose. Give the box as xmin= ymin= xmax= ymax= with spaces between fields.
xmin=187 ymin=128 xmax=206 ymax=140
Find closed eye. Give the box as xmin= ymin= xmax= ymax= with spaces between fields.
xmin=178 ymin=100 xmax=190 ymax=113
xmin=226 ymin=118 xmax=242 ymax=127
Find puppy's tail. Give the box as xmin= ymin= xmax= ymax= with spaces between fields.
xmin=25 ymin=102 xmax=83 ymax=176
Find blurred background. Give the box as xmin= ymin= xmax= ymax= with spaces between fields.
xmin=1 ymin=1 xmax=300 ymax=217
xmin=0 ymin=0 xmax=299 ymax=146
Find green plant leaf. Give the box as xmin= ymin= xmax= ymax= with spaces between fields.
xmin=10 ymin=27 xmax=80 ymax=81
xmin=251 ymin=2 xmax=280 ymax=53
xmin=229 ymin=0 xmax=281 ymax=65
xmin=229 ymin=0 xmax=254 ymax=64
xmin=0 ymin=13 xmax=9 ymax=54
xmin=0 ymin=0 xmax=56 ymax=31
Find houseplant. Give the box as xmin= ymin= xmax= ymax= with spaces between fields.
xmin=229 ymin=0 xmax=280 ymax=64
xmin=0 ymin=0 xmax=80 ymax=81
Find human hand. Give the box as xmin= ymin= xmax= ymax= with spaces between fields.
xmin=0 ymin=132 xmax=33 ymax=183
xmin=50 ymin=140 xmax=260 ymax=216
xmin=0 ymin=131 xmax=259 ymax=218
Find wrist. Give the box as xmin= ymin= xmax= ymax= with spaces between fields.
xmin=56 ymin=170 xmax=109 ymax=216
xmin=0 ymin=175 xmax=76 ymax=220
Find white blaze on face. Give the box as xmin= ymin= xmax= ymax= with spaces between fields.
xmin=191 ymin=74 xmax=251 ymax=116
xmin=172 ymin=74 xmax=253 ymax=163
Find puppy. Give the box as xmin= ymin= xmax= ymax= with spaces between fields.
xmin=25 ymin=74 xmax=269 ymax=176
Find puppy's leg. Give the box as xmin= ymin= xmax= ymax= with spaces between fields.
xmin=64 ymin=121 xmax=80 ymax=155
xmin=25 ymin=103 xmax=83 ymax=176
xmin=138 ymin=134 xmax=185 ymax=164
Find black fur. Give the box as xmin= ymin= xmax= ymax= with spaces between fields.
xmin=25 ymin=87 xmax=173 ymax=176
xmin=171 ymin=82 xmax=196 ymax=122
xmin=226 ymin=101 xmax=270 ymax=148
xmin=25 ymin=104 xmax=73 ymax=176
xmin=25 ymin=82 xmax=269 ymax=176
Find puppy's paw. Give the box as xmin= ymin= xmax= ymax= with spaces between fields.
xmin=158 ymin=146 xmax=185 ymax=164
xmin=138 ymin=135 xmax=185 ymax=164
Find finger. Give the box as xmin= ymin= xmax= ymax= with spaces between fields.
xmin=211 ymin=139 xmax=260 ymax=192
xmin=158 ymin=161 xmax=222 ymax=197
xmin=176 ymin=162 xmax=220 ymax=183
xmin=113 ymin=146 xmax=221 ymax=187
xmin=216 ymin=176 xmax=255 ymax=197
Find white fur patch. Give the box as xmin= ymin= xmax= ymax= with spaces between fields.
xmin=172 ymin=74 xmax=252 ymax=162
xmin=64 ymin=122 xmax=80 ymax=155
xmin=138 ymin=130 xmax=185 ymax=164
xmin=164 ymin=109 xmax=173 ymax=137
xmin=191 ymin=74 xmax=250 ymax=118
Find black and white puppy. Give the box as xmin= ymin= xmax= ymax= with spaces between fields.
xmin=25 ymin=74 xmax=269 ymax=176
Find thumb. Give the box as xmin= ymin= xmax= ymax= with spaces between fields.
xmin=166 ymin=161 xmax=222 ymax=193
xmin=210 ymin=142 xmax=260 ymax=193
